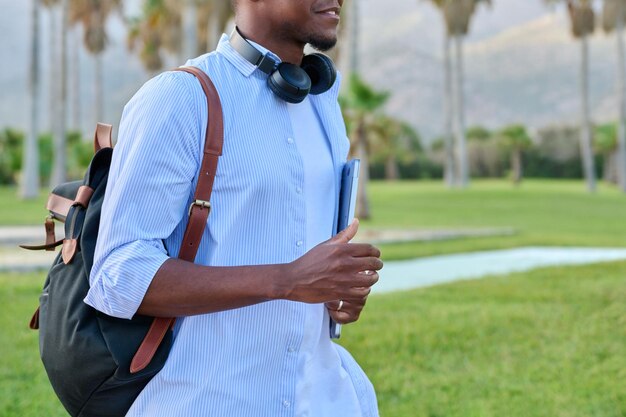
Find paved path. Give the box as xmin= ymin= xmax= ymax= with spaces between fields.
xmin=374 ymin=247 xmax=626 ymax=294
xmin=0 ymin=226 xmax=58 ymax=273
xmin=0 ymin=226 xmax=45 ymax=246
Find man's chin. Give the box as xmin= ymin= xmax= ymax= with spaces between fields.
xmin=308 ymin=37 xmax=338 ymax=52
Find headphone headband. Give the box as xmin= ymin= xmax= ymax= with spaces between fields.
xmin=229 ymin=28 xmax=278 ymax=74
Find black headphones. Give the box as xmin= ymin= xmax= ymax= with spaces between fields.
xmin=230 ymin=27 xmax=337 ymax=104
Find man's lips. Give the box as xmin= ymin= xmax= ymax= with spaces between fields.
xmin=316 ymin=6 xmax=341 ymax=19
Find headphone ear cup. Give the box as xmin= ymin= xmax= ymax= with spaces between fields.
xmin=301 ymin=53 xmax=337 ymax=95
xmin=268 ymin=63 xmax=311 ymax=104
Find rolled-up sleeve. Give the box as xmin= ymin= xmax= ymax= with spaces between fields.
xmin=85 ymin=71 xmax=205 ymax=319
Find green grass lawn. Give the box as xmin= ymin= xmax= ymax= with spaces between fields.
xmin=363 ymin=179 xmax=626 ymax=259
xmin=341 ymin=260 xmax=626 ymax=417
xmin=0 ymin=187 xmax=48 ymax=226
xmin=3 ymin=261 xmax=626 ymax=417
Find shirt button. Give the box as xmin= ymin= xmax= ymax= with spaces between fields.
xmin=283 ymin=400 xmax=291 ymax=408
xmin=287 ymin=137 xmax=294 ymax=144
xmin=296 ymin=187 xmax=302 ymax=194
xmin=288 ymin=346 xmax=295 ymax=353
xmin=296 ymin=240 xmax=303 ymax=247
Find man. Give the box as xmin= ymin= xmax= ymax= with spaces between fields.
xmin=86 ymin=0 xmax=383 ymax=415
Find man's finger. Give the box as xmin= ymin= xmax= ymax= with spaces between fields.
xmin=328 ymin=218 xmax=359 ymax=244
xmin=344 ymin=243 xmax=381 ymax=259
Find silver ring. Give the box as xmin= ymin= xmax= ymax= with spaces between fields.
xmin=337 ymin=300 xmax=344 ymax=311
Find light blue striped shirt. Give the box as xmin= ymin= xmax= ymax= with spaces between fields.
xmin=86 ymin=34 xmax=378 ymax=417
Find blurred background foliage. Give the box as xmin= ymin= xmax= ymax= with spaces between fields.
xmin=7 ymin=0 xmax=626 ymax=202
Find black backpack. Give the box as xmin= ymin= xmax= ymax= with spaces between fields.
xmin=21 ymin=67 xmax=223 ymax=417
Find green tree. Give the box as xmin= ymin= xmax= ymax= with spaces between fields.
xmin=128 ymin=0 xmax=184 ymax=73
xmin=128 ymin=0 xmax=234 ymax=73
xmin=595 ymin=123 xmax=619 ymax=183
xmin=196 ymin=0 xmax=234 ymax=56
xmin=369 ymin=114 xmax=422 ymax=181
xmin=340 ymin=74 xmax=390 ymax=219
xmin=0 ymin=129 xmax=25 ymax=185
xmin=467 ymin=125 xmax=492 ymax=142
xmin=498 ymin=124 xmax=533 ymax=185
xmin=602 ymin=0 xmax=626 ymax=191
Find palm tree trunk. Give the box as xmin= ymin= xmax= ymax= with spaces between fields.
xmin=385 ymin=154 xmax=399 ymax=180
xmin=22 ymin=0 xmax=41 ymax=199
xmin=95 ymin=54 xmax=103 ymax=123
xmin=511 ymin=148 xmax=522 ymax=185
xmin=51 ymin=0 xmax=68 ymax=186
xmin=453 ymin=34 xmax=469 ymax=188
xmin=603 ymin=151 xmax=612 ymax=182
xmin=183 ymin=0 xmax=197 ymax=59
xmin=196 ymin=1 xmax=208 ymax=55
xmin=71 ymin=25 xmax=80 ymax=130
xmin=207 ymin=0 xmax=224 ymax=53
xmin=49 ymin=5 xmax=57 ymax=133
xmin=348 ymin=0 xmax=369 ymax=219
xmin=615 ymin=7 xmax=626 ymax=192
xmin=356 ymin=120 xmax=370 ymax=220
xmin=579 ymin=34 xmax=597 ymax=192
xmin=443 ymin=32 xmax=455 ymax=188
xmin=348 ymin=0 xmax=359 ymax=75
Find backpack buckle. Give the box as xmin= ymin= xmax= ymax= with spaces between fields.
xmin=188 ymin=199 xmax=211 ymax=216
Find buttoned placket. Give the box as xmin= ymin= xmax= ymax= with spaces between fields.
xmin=280 ymin=110 xmax=307 ymax=417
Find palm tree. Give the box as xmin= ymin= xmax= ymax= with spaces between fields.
xmin=369 ymin=114 xmax=422 ymax=181
xmin=128 ymin=0 xmax=185 ymax=73
xmin=182 ymin=0 xmax=197 ymax=60
xmin=602 ymin=0 xmax=626 ymax=191
xmin=69 ymin=0 xmax=123 ymax=124
xmin=498 ymin=124 xmax=533 ymax=186
xmin=442 ymin=27 xmax=455 ymax=187
xmin=22 ymin=0 xmax=42 ymax=199
xmin=428 ymin=0 xmax=491 ymax=188
xmin=547 ymin=0 xmax=597 ymax=192
xmin=340 ymin=74 xmax=390 ymax=219
xmin=42 ymin=0 xmax=59 ymax=134
xmin=594 ymin=123 xmax=619 ymax=183
xmin=43 ymin=0 xmax=69 ymax=186
xmin=347 ymin=0 xmax=359 ymax=75
xmin=70 ymin=25 xmax=81 ymax=130
xmin=196 ymin=0 xmax=233 ymax=55
xmin=427 ymin=0 xmax=454 ymax=187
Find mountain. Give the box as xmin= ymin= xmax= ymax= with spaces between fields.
xmin=359 ymin=0 xmax=619 ymax=140
xmin=0 ymin=0 xmax=621 ymax=142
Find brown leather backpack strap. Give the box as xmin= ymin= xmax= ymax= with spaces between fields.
xmin=130 ymin=317 xmax=174 ymax=373
xmin=130 ymin=66 xmax=224 ymax=374
xmin=94 ymin=123 xmax=113 ymax=152
xmin=174 ymin=66 xmax=224 ymax=261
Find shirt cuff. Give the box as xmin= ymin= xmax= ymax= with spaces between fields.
xmin=85 ymin=240 xmax=169 ymax=319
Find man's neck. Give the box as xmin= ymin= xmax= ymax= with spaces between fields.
xmin=235 ymin=22 xmax=305 ymax=65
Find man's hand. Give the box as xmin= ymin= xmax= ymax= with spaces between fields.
xmin=279 ymin=219 xmax=382 ymax=323
xmin=325 ymin=270 xmax=376 ymax=325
